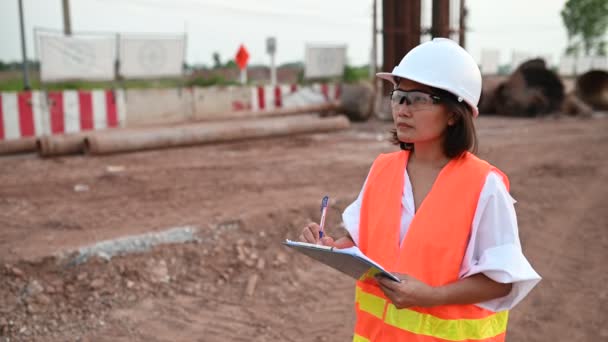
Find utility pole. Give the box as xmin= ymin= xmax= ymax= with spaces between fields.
xmin=431 ymin=0 xmax=450 ymax=38
xmin=18 ymin=0 xmax=31 ymax=90
xmin=371 ymin=0 xmax=380 ymax=117
xmin=62 ymin=0 xmax=72 ymax=35
xmin=382 ymin=0 xmax=421 ymax=94
xmin=371 ymin=0 xmax=377 ymax=81
xmin=459 ymin=0 xmax=466 ymax=48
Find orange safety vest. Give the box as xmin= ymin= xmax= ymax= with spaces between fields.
xmin=353 ymin=150 xmax=510 ymax=342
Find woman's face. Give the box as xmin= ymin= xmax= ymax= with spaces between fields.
xmin=391 ymin=79 xmax=454 ymax=145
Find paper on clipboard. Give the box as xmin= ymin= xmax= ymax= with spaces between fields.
xmin=283 ymin=240 xmax=401 ymax=282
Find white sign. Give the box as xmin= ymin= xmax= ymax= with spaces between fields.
xmin=119 ymin=36 xmax=185 ymax=78
xmin=304 ymin=45 xmax=347 ymax=79
xmin=576 ymin=56 xmax=594 ymax=74
xmin=38 ymin=33 xmax=116 ymax=81
xmin=539 ymin=54 xmax=553 ymax=68
xmin=558 ymin=56 xmax=575 ymax=76
xmin=480 ymin=49 xmax=500 ymax=75
xmin=511 ymin=51 xmax=531 ymax=70
xmin=591 ymin=56 xmax=608 ymax=71
xmin=266 ymin=37 xmax=276 ymax=55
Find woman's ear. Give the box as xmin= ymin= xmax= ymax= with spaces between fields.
xmin=447 ymin=112 xmax=457 ymax=126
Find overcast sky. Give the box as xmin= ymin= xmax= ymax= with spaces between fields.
xmin=0 ymin=0 xmax=570 ymax=67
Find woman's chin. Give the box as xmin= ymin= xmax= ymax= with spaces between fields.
xmin=397 ymin=134 xmax=414 ymax=143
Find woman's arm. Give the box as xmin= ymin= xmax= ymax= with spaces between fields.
xmin=376 ymin=273 xmax=512 ymax=309
xmin=435 ymin=273 xmax=512 ymax=306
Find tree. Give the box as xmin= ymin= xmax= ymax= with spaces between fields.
xmin=561 ymin=0 xmax=608 ymax=56
xmin=212 ymin=52 xmax=222 ymax=69
xmin=224 ymin=60 xmax=237 ymax=69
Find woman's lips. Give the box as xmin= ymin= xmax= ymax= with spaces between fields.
xmin=397 ymin=122 xmax=413 ymax=129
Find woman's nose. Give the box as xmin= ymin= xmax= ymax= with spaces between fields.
xmin=394 ymin=104 xmax=412 ymax=117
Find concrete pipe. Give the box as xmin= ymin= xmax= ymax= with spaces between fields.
xmin=478 ymin=76 xmax=507 ymax=114
xmin=37 ymin=133 xmax=88 ymax=157
xmin=562 ymin=91 xmax=593 ymax=117
xmin=0 ymin=137 xmax=37 ymax=155
xmin=340 ymin=83 xmax=374 ymax=122
xmin=492 ymin=58 xmax=564 ymax=117
xmin=85 ymin=114 xmax=350 ymax=155
xmin=575 ymin=70 xmax=608 ymax=111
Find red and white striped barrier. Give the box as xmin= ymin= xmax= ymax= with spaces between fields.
xmin=1 ymin=83 xmax=340 ymax=141
xmin=254 ymin=83 xmax=341 ymax=111
xmin=0 ymin=89 xmax=125 ymax=141
xmin=239 ymin=83 xmax=341 ymax=112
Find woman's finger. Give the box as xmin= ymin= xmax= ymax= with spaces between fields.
xmin=376 ymin=275 xmax=402 ymax=290
xmin=307 ymin=223 xmax=321 ymax=239
xmin=302 ymin=226 xmax=317 ymax=243
xmin=320 ymin=236 xmax=335 ymax=246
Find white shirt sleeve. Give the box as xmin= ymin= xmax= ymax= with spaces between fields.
xmin=342 ymin=169 xmax=541 ymax=312
xmin=461 ymin=171 xmax=541 ymax=312
xmin=342 ymin=171 xmax=369 ymax=246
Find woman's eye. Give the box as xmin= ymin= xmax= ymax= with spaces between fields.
xmin=393 ymin=94 xmax=406 ymax=104
xmin=411 ymin=95 xmax=426 ymax=104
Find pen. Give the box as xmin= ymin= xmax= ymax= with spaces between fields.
xmin=319 ymin=195 xmax=329 ymax=240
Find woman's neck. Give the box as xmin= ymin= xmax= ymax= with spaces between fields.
xmin=410 ymin=141 xmax=449 ymax=169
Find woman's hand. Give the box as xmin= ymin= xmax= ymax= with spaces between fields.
xmin=377 ymin=273 xmax=513 ymax=309
xmin=298 ymin=222 xmax=355 ymax=248
xmin=376 ymin=273 xmax=440 ymax=309
xmin=298 ymin=222 xmax=335 ymax=246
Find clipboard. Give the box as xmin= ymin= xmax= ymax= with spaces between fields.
xmin=283 ymin=240 xmax=401 ymax=282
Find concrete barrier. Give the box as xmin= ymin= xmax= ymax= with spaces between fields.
xmin=0 ymin=83 xmax=341 ymax=145
xmin=192 ymin=86 xmax=251 ymax=120
xmin=124 ymin=88 xmax=194 ymax=125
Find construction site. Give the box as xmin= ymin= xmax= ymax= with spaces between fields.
xmin=1 ymin=0 xmax=607 ymax=341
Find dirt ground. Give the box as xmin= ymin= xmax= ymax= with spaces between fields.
xmin=0 ymin=114 xmax=607 ymax=342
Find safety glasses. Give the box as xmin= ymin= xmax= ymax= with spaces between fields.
xmin=390 ymin=89 xmax=441 ymax=111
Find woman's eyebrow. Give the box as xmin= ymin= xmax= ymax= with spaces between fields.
xmin=395 ymin=88 xmax=431 ymax=93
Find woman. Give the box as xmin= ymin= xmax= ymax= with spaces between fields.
xmin=298 ymin=38 xmax=540 ymax=341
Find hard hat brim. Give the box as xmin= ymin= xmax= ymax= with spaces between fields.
xmin=377 ymin=71 xmax=439 ymax=90
xmin=376 ymin=72 xmax=435 ymax=90
xmin=376 ymin=72 xmax=398 ymax=85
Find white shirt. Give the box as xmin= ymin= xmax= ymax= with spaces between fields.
xmin=342 ymin=168 xmax=541 ymax=312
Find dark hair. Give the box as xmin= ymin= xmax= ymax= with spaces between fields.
xmin=390 ymin=86 xmax=478 ymax=159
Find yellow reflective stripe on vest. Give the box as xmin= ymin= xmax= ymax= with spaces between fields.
xmin=385 ymin=304 xmax=508 ymax=341
xmin=353 ymin=334 xmax=370 ymax=342
xmin=355 ymin=286 xmax=386 ymax=319
xmin=356 ymin=288 xmax=509 ymax=341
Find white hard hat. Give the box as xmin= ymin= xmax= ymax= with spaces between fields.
xmin=377 ymin=38 xmax=482 ymax=117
